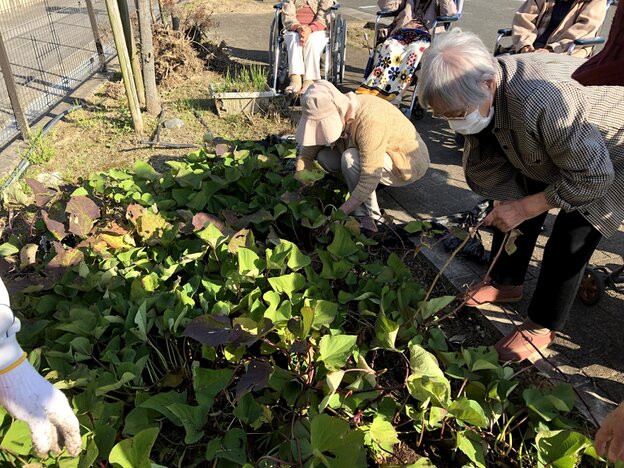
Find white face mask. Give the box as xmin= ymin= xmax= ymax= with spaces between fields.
xmin=448 ymin=106 xmax=494 ymax=135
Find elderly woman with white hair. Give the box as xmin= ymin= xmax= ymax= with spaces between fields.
xmin=294 ymin=80 xmax=430 ymax=232
xmin=417 ymin=30 xmax=624 ymax=362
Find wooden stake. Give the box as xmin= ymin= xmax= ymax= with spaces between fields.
xmin=117 ymin=0 xmax=146 ymax=107
xmin=104 ymin=0 xmax=143 ymax=133
xmin=85 ymin=0 xmax=107 ymax=71
xmin=0 ymin=29 xmax=30 ymax=139
xmin=137 ymin=0 xmax=161 ymax=115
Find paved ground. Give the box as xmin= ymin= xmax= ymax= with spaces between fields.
xmin=208 ymin=0 xmax=624 ymax=423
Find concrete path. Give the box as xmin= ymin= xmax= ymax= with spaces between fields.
xmin=209 ymin=1 xmax=624 ymax=423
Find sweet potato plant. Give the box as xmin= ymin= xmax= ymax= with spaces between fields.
xmin=0 ymin=142 xmax=603 ymax=467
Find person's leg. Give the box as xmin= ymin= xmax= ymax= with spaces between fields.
xmin=489 ymin=211 xmax=550 ymax=286
xmin=394 ymin=39 xmax=429 ymax=100
xmin=302 ymin=31 xmax=328 ymax=89
xmin=341 ymin=148 xmax=399 ymax=218
xmin=284 ymin=32 xmax=304 ymax=92
xmin=527 ymin=210 xmax=602 ymax=330
xmin=494 ymin=210 xmax=602 ymax=362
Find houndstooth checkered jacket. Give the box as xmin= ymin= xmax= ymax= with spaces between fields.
xmin=464 ymin=53 xmax=624 ymax=238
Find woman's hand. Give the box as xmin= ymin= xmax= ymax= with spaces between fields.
xmin=483 ymin=200 xmax=528 ymax=232
xmin=595 ymin=402 xmax=624 ymax=463
xmin=483 ymin=193 xmax=554 ymax=233
xmin=519 ymin=45 xmax=534 ymax=53
xmin=298 ymin=25 xmax=312 ymax=46
xmin=534 ymin=48 xmax=551 ymax=53
xmin=338 ymin=197 xmax=362 ymax=216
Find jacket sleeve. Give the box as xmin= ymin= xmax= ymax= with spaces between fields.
xmin=377 ymin=0 xmax=404 ymax=11
xmin=529 ymin=83 xmax=614 ymax=211
xmin=546 ymin=0 xmax=607 ymax=56
xmin=350 ymin=118 xmax=389 ymax=204
xmin=512 ymin=0 xmax=543 ymax=52
xmin=282 ymin=0 xmax=300 ymax=32
xmin=462 ymin=138 xmax=529 ymax=201
xmin=311 ymin=0 xmax=334 ymax=31
xmin=0 ymin=279 xmax=24 ymax=372
xmin=437 ymin=0 xmax=458 ymax=17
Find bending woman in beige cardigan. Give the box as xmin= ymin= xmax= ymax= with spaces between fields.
xmin=295 ymin=80 xmax=429 ymax=232
xmin=511 ymin=0 xmax=606 ymax=57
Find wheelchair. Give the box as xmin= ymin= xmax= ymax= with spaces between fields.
xmin=268 ymin=1 xmax=347 ymax=94
xmin=493 ymin=0 xmax=615 ymax=57
xmin=363 ymin=0 xmax=464 ymax=120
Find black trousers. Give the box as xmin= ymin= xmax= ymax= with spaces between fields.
xmin=488 ymin=180 xmax=603 ymax=331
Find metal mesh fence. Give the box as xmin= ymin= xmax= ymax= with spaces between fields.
xmin=0 ymin=0 xmax=161 ymax=150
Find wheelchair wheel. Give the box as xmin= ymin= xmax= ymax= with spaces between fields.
xmin=337 ymin=17 xmax=347 ymax=84
xmin=328 ymin=15 xmax=347 ymax=85
xmin=577 ymin=267 xmax=605 ymax=306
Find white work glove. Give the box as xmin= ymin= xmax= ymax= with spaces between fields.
xmin=0 ymin=277 xmax=81 ymax=457
xmin=0 ymin=359 xmax=82 ymax=456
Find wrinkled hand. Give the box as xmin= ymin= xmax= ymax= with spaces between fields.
xmin=0 ymin=359 xmax=82 ymax=457
xmin=338 ymin=197 xmax=362 ymax=217
xmin=519 ymin=45 xmax=534 ymax=53
xmin=298 ymin=25 xmax=312 ymax=46
xmin=483 ymin=200 xmax=528 ymax=233
xmin=534 ymin=48 xmax=551 ymax=53
xmin=595 ymin=403 xmax=624 ymax=463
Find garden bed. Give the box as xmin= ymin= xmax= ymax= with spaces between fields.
xmin=0 ymin=7 xmax=607 ymax=467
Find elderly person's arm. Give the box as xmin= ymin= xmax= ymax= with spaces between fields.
xmin=377 ymin=0 xmax=403 ymax=11
xmin=595 ymin=402 xmax=624 ymax=463
xmin=486 ymin=83 xmax=614 ymax=232
xmin=512 ymin=0 xmax=544 ymax=53
xmin=534 ymin=84 xmax=614 ymax=211
xmin=294 ymin=145 xmax=324 ymax=183
xmin=438 ymin=0 xmax=458 ymax=17
xmin=340 ymin=120 xmax=389 ymax=214
xmin=310 ymin=0 xmax=334 ymax=32
xmin=281 ymin=0 xmax=301 ymax=32
xmin=545 ymin=0 xmax=607 ymax=55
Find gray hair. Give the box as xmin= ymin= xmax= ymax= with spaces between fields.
xmin=418 ymin=30 xmax=498 ymax=111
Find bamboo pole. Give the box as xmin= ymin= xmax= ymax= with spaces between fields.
xmin=104 ymin=0 xmax=143 ymax=133
xmin=117 ymin=0 xmax=146 ymax=107
xmin=137 ymin=0 xmax=161 ymax=115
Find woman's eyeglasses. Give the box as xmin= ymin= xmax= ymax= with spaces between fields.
xmin=431 ymin=106 xmax=474 ymax=121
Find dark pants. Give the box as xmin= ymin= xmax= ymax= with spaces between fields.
xmin=489 ymin=180 xmax=603 ymax=331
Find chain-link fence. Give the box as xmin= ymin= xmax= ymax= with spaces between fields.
xmin=0 ymin=0 xmax=143 ymax=150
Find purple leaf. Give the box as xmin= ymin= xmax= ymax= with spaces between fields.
xmin=192 ymin=212 xmax=227 ymax=233
xmin=235 ymin=358 xmax=272 ymax=399
xmin=182 ymin=314 xmax=250 ymax=347
xmin=215 ymin=143 xmax=233 ymax=157
xmin=26 ymin=178 xmax=56 ymax=208
xmin=66 ymin=196 xmax=101 ymax=238
xmin=42 ymin=211 xmax=67 ymax=241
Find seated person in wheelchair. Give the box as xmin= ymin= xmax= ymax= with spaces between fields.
xmin=510 ymin=0 xmax=606 ymax=57
xmin=281 ymin=0 xmax=334 ymax=94
xmin=294 ymin=80 xmax=430 ymax=232
xmin=356 ymin=0 xmax=457 ymax=103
